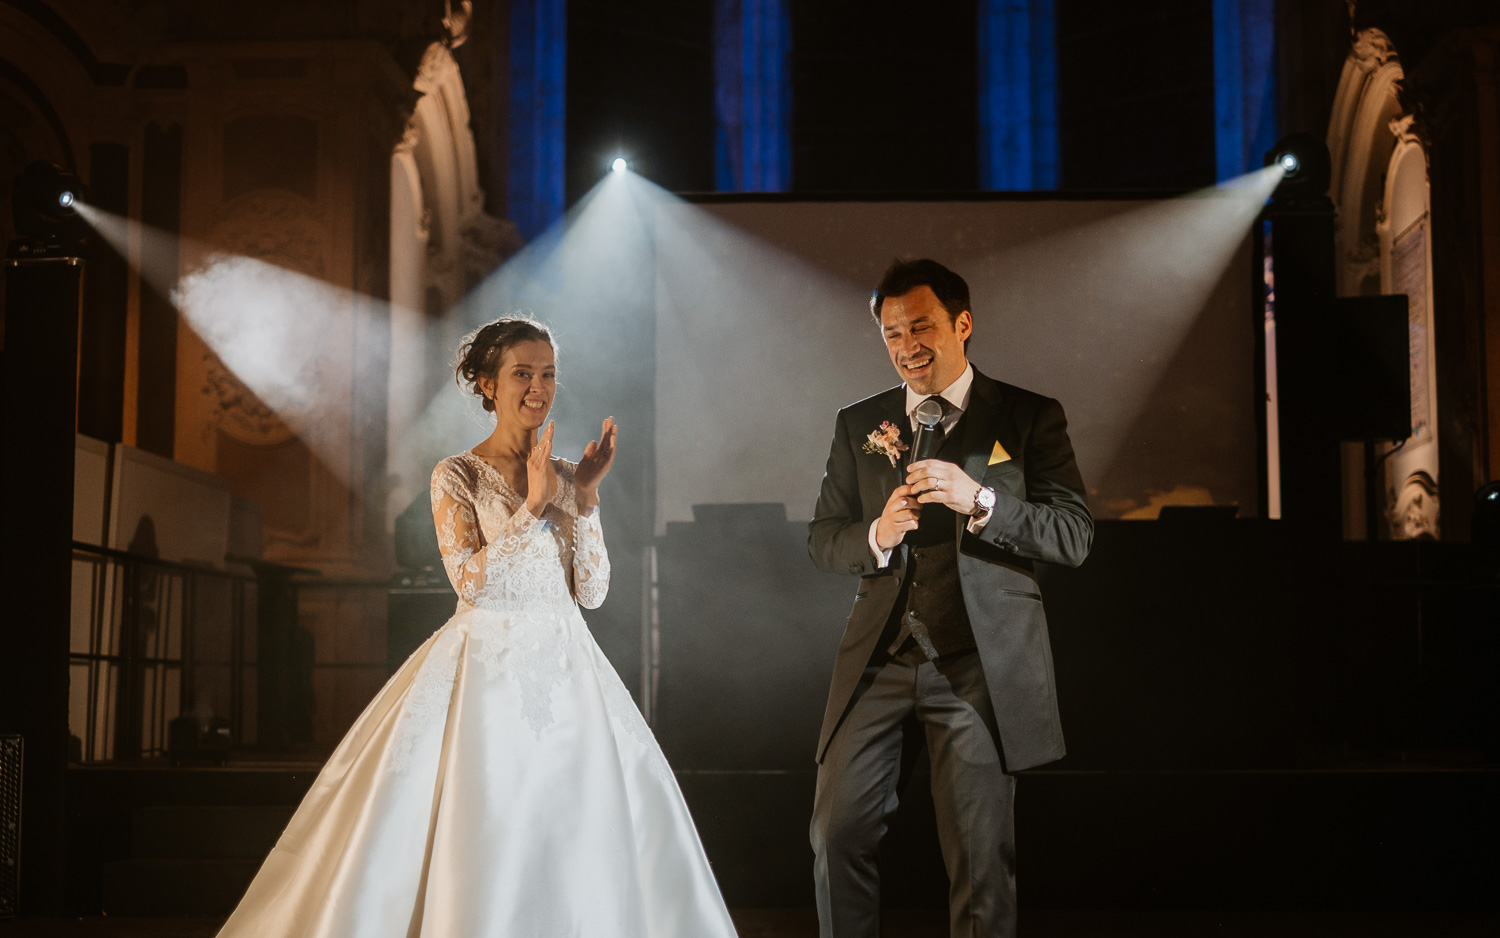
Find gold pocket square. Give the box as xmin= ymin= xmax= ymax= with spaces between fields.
xmin=988 ymin=441 xmax=1012 ymax=465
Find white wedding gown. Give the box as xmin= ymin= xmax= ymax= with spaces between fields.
xmin=217 ymin=452 xmax=738 ymax=937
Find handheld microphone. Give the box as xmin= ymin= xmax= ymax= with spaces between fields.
xmin=910 ymin=397 xmax=946 ymax=463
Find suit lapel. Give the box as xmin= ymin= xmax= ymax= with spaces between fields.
xmin=863 ymin=386 xmax=908 ymax=494
xmin=955 ymin=368 xmax=1014 ymax=543
xmin=855 ymin=387 xmax=908 ymax=570
xmin=960 ymin=368 xmax=1011 ymax=481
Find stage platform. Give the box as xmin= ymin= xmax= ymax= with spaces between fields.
xmin=59 ymin=760 xmax=1497 ymax=918
xmin=4 ymin=908 xmax=1497 ymax=937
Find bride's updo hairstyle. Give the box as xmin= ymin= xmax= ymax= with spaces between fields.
xmin=455 ymin=317 xmax=556 ymax=412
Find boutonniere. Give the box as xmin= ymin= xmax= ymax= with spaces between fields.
xmin=862 ymin=420 xmax=909 ymax=466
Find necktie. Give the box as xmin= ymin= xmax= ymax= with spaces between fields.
xmin=908 ymin=395 xmax=952 ymax=466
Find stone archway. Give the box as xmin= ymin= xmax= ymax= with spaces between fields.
xmin=386 ymin=41 xmax=517 ymax=529
xmin=1326 ymin=28 xmax=1440 ymax=539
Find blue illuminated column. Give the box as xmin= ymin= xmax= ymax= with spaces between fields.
xmin=509 ymin=0 xmax=567 ymax=240
xmin=1213 ymin=0 xmax=1277 ymax=180
xmin=977 ymin=0 xmax=1058 ymax=191
xmin=714 ymin=0 xmax=791 ymax=192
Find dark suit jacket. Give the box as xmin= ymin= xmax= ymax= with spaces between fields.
xmin=807 ymin=366 xmax=1093 ymax=772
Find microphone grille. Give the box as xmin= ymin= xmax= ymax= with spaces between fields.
xmin=913 ymin=397 xmax=945 ymax=428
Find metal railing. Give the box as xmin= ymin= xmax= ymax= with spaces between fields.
xmin=68 ymin=542 xmax=425 ymax=763
xmin=68 ymin=542 xmax=257 ymax=763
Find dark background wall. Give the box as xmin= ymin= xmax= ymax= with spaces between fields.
xmin=1056 ymin=0 xmax=1218 ymax=188
xmin=791 ymin=0 xmax=980 ymax=193
xmin=566 ymin=0 xmax=716 ymax=200
xmin=563 ymin=0 xmax=1248 ymax=197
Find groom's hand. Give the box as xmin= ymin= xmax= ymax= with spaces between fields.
xmin=874 ymin=483 xmax=921 ymax=551
xmin=908 ymin=459 xmax=982 ymax=515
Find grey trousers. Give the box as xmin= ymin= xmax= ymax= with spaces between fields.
xmin=811 ymin=646 xmax=1017 ymax=938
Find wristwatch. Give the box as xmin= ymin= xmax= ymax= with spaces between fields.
xmin=970 ymin=485 xmax=996 ymax=522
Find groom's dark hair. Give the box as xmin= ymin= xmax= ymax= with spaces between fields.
xmin=870 ymin=258 xmax=972 ymax=349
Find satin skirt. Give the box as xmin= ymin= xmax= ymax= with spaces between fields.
xmin=216 ymin=600 xmax=737 ymax=938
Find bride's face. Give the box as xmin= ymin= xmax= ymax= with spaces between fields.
xmin=483 ymin=339 xmax=556 ymax=432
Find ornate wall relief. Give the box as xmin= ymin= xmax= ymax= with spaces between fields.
xmin=1388 ymin=469 xmax=1439 ymax=540
xmin=185 ymin=189 xmax=337 ymax=546
xmin=385 ymin=40 xmax=513 ymax=529
xmin=194 ymin=190 xmax=333 ymax=445
xmin=1380 ymin=132 xmax=1440 ymax=540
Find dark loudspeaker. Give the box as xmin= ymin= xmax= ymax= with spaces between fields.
xmin=4 ymin=250 xmax=83 ymax=913
xmin=1335 ymin=295 xmax=1412 ymax=441
xmin=387 ymin=583 xmax=456 ymax=673
xmin=1 ymin=736 xmax=19 ymax=917
xmin=653 ymin=504 xmax=849 ymax=772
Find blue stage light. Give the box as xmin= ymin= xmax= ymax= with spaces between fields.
xmin=611 ymin=158 xmax=628 ymax=173
xmin=1279 ymin=153 xmax=1299 ymax=174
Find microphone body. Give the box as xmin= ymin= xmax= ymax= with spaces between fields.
xmin=908 ymin=397 xmax=946 ymax=465
xmin=911 ymin=424 xmax=941 ymax=463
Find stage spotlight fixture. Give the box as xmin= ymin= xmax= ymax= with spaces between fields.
xmin=1476 ymin=481 xmax=1500 ymax=575
xmin=1264 ymin=133 xmax=1330 ymax=204
xmin=11 ymin=160 xmax=85 ymax=236
xmin=1478 ymin=481 xmax=1500 ymax=527
xmin=611 ymin=157 xmax=628 ymax=173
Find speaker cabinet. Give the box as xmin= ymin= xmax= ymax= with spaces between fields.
xmin=1335 ymin=295 xmax=1412 ymax=441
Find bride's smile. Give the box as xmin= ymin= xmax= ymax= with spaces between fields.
xmin=483 ymin=338 xmax=556 ymax=432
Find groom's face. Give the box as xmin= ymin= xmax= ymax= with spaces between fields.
xmin=879 ymin=286 xmax=972 ymax=396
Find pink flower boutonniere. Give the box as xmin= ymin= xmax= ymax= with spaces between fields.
xmin=862 ymin=420 xmax=909 ymax=466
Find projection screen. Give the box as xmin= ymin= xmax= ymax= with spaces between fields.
xmin=653 ymin=196 xmax=1258 ymax=534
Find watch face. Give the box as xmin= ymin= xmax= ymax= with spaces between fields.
xmin=976 ymin=487 xmax=996 ymax=510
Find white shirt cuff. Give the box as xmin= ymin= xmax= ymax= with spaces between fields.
xmin=868 ymin=519 xmax=892 ymax=568
xmin=965 ymin=507 xmax=992 ymax=534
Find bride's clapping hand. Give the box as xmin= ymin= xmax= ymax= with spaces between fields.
xmin=525 ymin=421 xmax=558 ymax=518
xmin=574 ymin=417 xmax=617 ymax=511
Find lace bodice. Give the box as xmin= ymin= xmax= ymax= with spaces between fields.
xmin=430 ymin=452 xmax=610 ymax=613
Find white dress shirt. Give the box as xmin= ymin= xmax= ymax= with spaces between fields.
xmin=868 ymin=363 xmax=991 ymax=567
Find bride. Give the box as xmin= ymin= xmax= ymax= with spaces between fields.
xmin=217 ymin=318 xmax=738 ymax=937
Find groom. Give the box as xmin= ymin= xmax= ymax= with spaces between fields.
xmin=807 ymin=258 xmax=1093 ymax=937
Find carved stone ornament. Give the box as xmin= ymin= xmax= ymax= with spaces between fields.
xmin=444 ymin=0 xmax=473 ymax=49
xmin=463 ymin=212 xmax=522 ymax=280
xmin=415 ymin=42 xmax=462 ymax=98
xmin=1388 ymin=113 xmax=1418 ymax=144
xmin=1387 ymin=113 xmax=1432 ymax=177
xmin=1387 ymin=470 xmax=1440 ymax=541
xmin=210 ymin=190 xmax=330 ymax=279
xmin=1351 ymin=28 xmax=1399 ymax=73
xmin=200 ymin=357 xmax=292 ymax=443
xmin=395 ymin=124 xmax=421 ymax=157
xmin=427 ymin=234 xmax=456 ymax=277
xmin=193 ymin=191 xmax=335 ymax=445
xmin=1344 ymin=233 xmax=1382 ymax=286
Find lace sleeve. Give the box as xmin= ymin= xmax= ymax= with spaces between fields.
xmin=571 ymin=504 xmax=610 ymax=609
xmin=430 ymin=460 xmax=546 ymax=611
